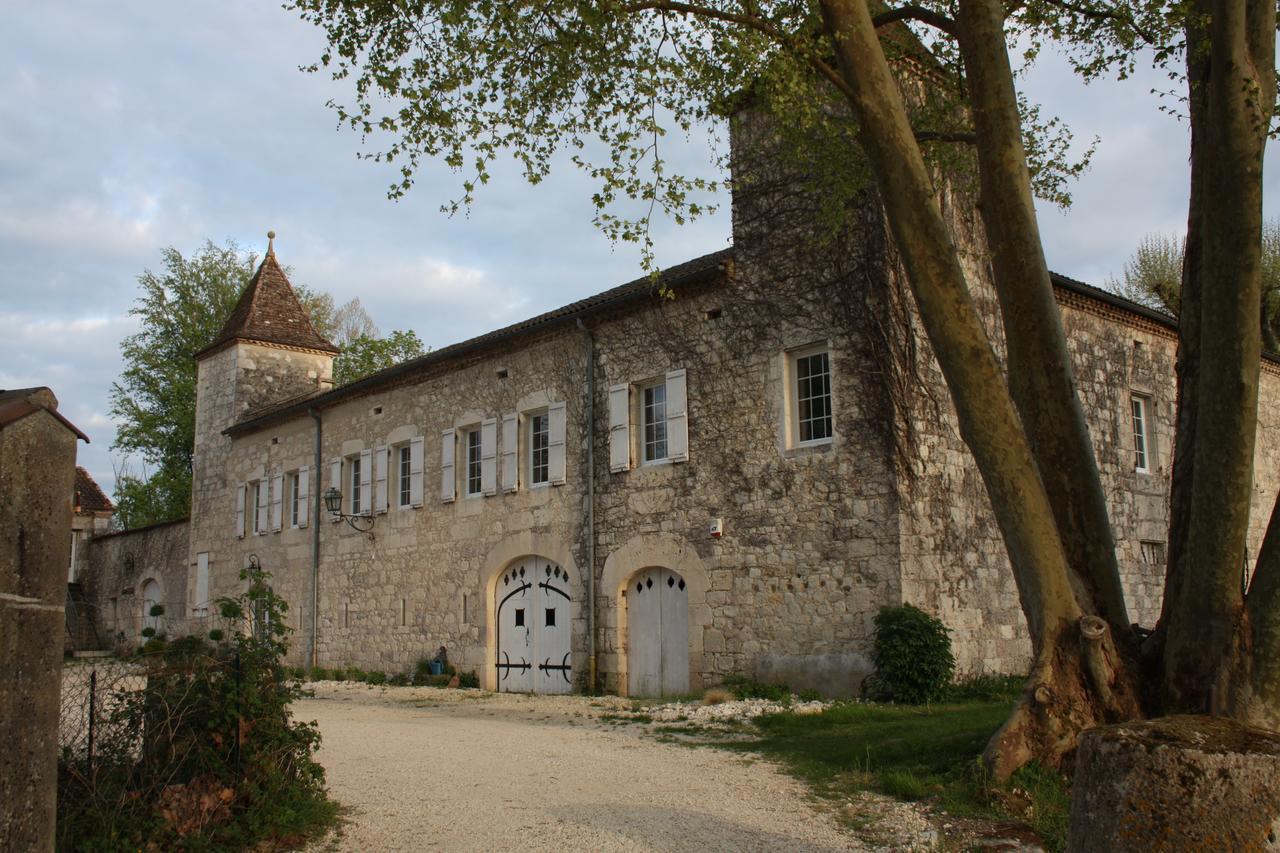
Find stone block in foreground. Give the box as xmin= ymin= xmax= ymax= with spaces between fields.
xmin=1068 ymin=715 xmax=1280 ymax=852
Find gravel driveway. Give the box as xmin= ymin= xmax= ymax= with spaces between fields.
xmin=300 ymin=683 xmax=935 ymax=851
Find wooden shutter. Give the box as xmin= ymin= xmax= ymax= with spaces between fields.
xmin=666 ymin=368 xmax=688 ymax=462
xmin=440 ymin=429 xmax=456 ymax=503
xmin=501 ymin=413 xmax=518 ymax=493
xmin=548 ymin=401 xmax=567 ymax=485
xmin=270 ymin=472 xmax=284 ymax=532
xmin=255 ymin=479 xmax=268 ymax=534
xmin=359 ymin=449 xmax=373 ymax=515
xmin=409 ymin=437 xmax=424 ymax=507
xmin=297 ymin=466 xmax=310 ymax=527
xmin=234 ymin=484 xmax=246 ymax=538
xmin=481 ymin=418 xmax=498 ymax=496
xmin=374 ymin=445 xmax=389 ymax=514
xmin=329 ymin=458 xmax=342 ymax=522
xmin=609 ymin=383 xmax=630 ymax=473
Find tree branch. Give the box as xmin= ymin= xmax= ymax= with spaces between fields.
xmin=1035 ymin=0 xmax=1159 ymax=45
xmin=914 ymin=129 xmax=977 ymax=144
xmin=872 ymin=4 xmax=958 ymax=37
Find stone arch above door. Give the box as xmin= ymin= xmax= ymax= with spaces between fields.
xmin=601 ymin=533 xmax=711 ymax=696
xmin=481 ymin=532 xmax=578 ymax=692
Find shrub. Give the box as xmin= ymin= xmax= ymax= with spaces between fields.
xmin=796 ymin=688 xmax=823 ymax=703
xmin=864 ymin=603 xmax=955 ymax=704
xmin=56 ymin=561 xmax=335 ymax=850
xmin=388 ymin=672 xmax=409 ymax=686
xmin=702 ymin=688 xmax=732 ymax=705
xmin=364 ymin=671 xmax=387 ymax=685
xmin=457 ymin=671 xmax=479 ymax=689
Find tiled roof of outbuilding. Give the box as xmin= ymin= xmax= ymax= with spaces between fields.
xmin=226 ymin=248 xmax=734 ymax=436
xmin=196 ymin=242 xmax=339 ymax=359
xmin=74 ymin=466 xmax=113 ymax=513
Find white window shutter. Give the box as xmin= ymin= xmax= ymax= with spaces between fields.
xmin=409 ymin=437 xmax=424 ymax=507
xmin=255 ymin=479 xmax=268 ymax=534
xmin=329 ymin=458 xmax=342 ymax=522
xmin=234 ymin=484 xmax=246 ymax=538
xmin=359 ymin=449 xmax=373 ymax=515
xmin=481 ymin=417 xmax=498 ymax=496
xmin=440 ymin=429 xmax=456 ymax=503
xmin=501 ymin=413 xmax=518 ymax=493
xmin=374 ymin=445 xmax=389 ymax=514
xmin=195 ymin=553 xmax=209 ymax=611
xmin=608 ymin=383 xmax=631 ymax=473
xmin=548 ymin=401 xmax=567 ymax=485
xmin=270 ymin=473 xmax=284 ymax=532
xmin=666 ymin=368 xmax=689 ymax=462
xmin=297 ymin=466 xmax=310 ymax=528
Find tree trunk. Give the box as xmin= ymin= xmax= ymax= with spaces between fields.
xmin=818 ymin=0 xmax=1114 ymax=775
xmin=1161 ymin=0 xmax=1273 ymax=715
xmin=954 ymin=0 xmax=1130 ymax=635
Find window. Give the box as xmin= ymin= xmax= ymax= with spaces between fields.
xmin=465 ymin=428 xmax=483 ymax=496
xmin=792 ymin=347 xmax=833 ymax=444
xmin=350 ymin=455 xmax=364 ymax=514
xmin=398 ymin=445 xmax=412 ymax=508
xmin=1140 ymin=540 xmax=1166 ymax=566
xmin=251 ymin=481 xmax=264 ymax=535
xmin=289 ymin=473 xmax=301 ymax=527
xmin=1131 ymin=394 xmax=1150 ymax=472
xmin=530 ymin=412 xmax=550 ymax=485
xmin=642 ymin=380 xmax=668 ymax=463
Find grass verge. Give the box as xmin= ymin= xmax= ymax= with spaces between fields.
xmin=720 ymin=691 xmax=1069 ymax=851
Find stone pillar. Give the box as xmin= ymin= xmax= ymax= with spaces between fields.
xmin=0 ymin=404 xmax=78 ymax=852
xmin=1068 ymin=715 xmax=1280 ymax=852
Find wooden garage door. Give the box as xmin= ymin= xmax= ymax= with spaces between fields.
xmin=627 ymin=568 xmax=689 ymax=697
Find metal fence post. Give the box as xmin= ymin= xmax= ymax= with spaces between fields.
xmin=86 ymin=669 xmax=96 ymax=779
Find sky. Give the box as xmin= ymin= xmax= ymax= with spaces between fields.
xmin=2 ymin=2 xmax=1276 ymax=499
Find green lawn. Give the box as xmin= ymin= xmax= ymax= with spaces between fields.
xmin=722 ymin=693 xmax=1070 ymax=850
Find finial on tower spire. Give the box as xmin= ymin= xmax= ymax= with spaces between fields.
xmin=267 ymin=230 xmax=276 ymax=256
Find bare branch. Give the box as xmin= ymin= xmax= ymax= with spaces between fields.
xmin=872 ymin=4 xmax=959 ymax=37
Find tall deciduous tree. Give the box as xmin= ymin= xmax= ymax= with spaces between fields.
xmin=291 ymin=0 xmax=1278 ymax=775
xmin=332 ymin=330 xmax=427 ymax=385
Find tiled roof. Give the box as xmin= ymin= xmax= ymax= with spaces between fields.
xmin=0 ymin=388 xmax=89 ymax=442
xmin=74 ymin=466 xmax=113 ymax=513
xmin=196 ymin=244 xmax=339 ymax=359
xmin=226 ymin=248 xmax=734 ymax=435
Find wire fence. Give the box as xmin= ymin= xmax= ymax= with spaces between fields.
xmin=57 ymin=646 xmax=247 ymax=849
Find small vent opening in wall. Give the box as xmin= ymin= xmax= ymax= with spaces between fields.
xmin=705 ymin=307 xmax=723 ymax=320
xmin=496 ymin=367 xmax=509 ymax=379
xmin=374 ymin=406 xmax=383 ymax=415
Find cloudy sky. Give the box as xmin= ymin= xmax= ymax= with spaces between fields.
xmin=2 ymin=3 xmax=1276 ymax=499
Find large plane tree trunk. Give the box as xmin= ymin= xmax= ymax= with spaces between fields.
xmin=817 ymin=0 xmax=1136 ymax=776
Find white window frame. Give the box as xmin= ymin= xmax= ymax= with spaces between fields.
xmin=788 ymin=344 xmax=834 ymax=447
xmin=288 ymin=472 xmax=301 ymax=528
xmin=251 ymin=480 xmax=265 ymax=535
xmin=349 ymin=454 xmax=364 ymax=515
xmin=396 ymin=444 xmax=413 ymax=509
xmin=1131 ymin=393 xmax=1151 ymax=473
xmin=640 ymin=378 xmax=669 ymax=465
xmin=464 ymin=427 xmax=483 ymax=497
xmin=528 ymin=409 xmax=550 ymax=487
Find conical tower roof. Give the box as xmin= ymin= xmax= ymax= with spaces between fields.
xmin=196 ymin=232 xmax=339 ymax=359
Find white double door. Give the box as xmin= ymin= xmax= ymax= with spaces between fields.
xmin=495 ymin=556 xmax=573 ymax=694
xmin=627 ymin=567 xmax=690 ymax=697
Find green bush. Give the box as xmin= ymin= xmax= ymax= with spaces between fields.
xmin=364 ymin=671 xmax=387 ymax=685
xmin=796 ymin=687 xmax=823 ymax=702
xmin=388 ymin=672 xmax=409 ymax=686
xmin=457 ymin=671 xmax=480 ymax=689
xmin=864 ymin=603 xmax=955 ymax=704
xmin=57 ymin=561 xmax=335 ymax=850
xmin=722 ymin=674 xmax=791 ymax=703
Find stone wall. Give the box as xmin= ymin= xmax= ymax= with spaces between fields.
xmin=82 ymin=519 xmax=191 ymax=651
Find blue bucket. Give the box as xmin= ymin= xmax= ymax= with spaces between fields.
xmin=428 ymin=660 xmax=444 ymax=676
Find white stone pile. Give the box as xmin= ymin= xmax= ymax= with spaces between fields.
xmin=643 ymin=696 xmax=831 ymax=723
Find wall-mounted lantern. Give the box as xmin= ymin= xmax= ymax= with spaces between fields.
xmin=323 ymin=487 xmax=375 ymax=538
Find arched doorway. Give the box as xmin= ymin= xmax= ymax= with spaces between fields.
xmin=140 ymin=579 xmax=161 ymax=635
xmin=627 ymin=567 xmax=689 ymax=697
xmin=495 ymin=556 xmax=574 ymax=694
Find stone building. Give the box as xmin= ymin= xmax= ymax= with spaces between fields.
xmin=80 ymin=144 xmax=1280 ymax=698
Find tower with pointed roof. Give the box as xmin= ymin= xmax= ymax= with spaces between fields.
xmin=189 ymin=233 xmax=338 ymax=574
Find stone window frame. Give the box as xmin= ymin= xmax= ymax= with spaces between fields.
xmin=1130 ymin=391 xmax=1152 ymax=473
xmin=463 ymin=425 xmax=484 ymax=498
xmin=638 ymin=377 xmax=670 ymax=465
xmin=783 ymin=342 xmax=835 ymax=450
xmin=526 ymin=408 xmax=551 ymax=487
xmin=348 ymin=453 xmax=365 ymax=515
xmin=394 ymin=443 xmax=414 ymax=509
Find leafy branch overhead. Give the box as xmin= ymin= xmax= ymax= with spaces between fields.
xmin=290 ymin=0 xmax=1093 ymax=256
